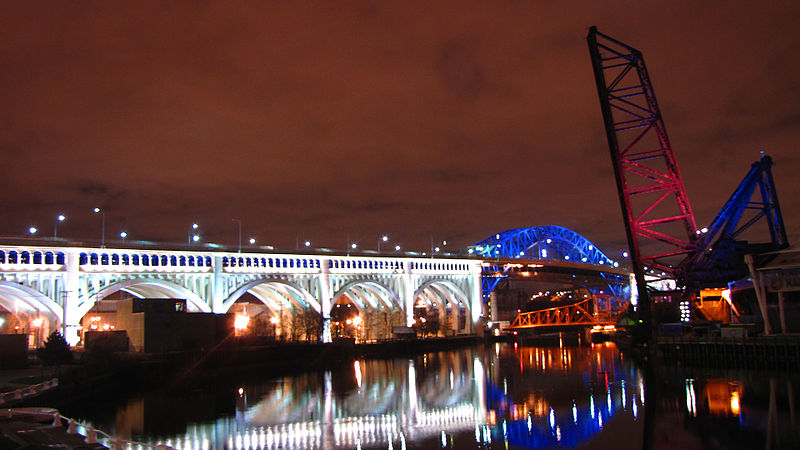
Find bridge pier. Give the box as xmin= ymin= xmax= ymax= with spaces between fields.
xmin=404 ymin=261 xmax=415 ymax=327
xmin=61 ymin=251 xmax=81 ymax=346
xmin=320 ymin=258 xmax=332 ymax=343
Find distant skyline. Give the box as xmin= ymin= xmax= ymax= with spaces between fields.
xmin=2 ymin=1 xmax=798 ymax=257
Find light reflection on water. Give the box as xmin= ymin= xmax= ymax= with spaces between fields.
xmin=70 ymin=342 xmax=800 ymax=449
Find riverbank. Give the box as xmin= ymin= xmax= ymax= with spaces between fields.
xmin=10 ymin=335 xmax=482 ymax=407
xmin=1 ymin=336 xmax=482 ymax=448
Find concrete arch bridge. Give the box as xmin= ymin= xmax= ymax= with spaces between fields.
xmin=0 ymin=245 xmax=482 ymax=345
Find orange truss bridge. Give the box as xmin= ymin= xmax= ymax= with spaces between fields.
xmin=506 ymin=294 xmax=628 ymax=331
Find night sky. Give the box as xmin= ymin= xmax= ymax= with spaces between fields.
xmin=2 ymin=2 xmax=798 ymax=257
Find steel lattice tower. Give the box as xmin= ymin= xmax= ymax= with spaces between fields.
xmin=587 ymin=27 xmax=699 ymax=338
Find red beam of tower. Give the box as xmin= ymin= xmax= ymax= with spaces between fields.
xmin=587 ymin=27 xmax=699 ymax=339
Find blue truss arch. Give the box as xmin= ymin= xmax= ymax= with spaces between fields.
xmin=469 ymin=226 xmax=619 ymax=268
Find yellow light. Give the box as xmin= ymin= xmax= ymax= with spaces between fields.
xmin=102 ymin=323 xmax=110 ymax=331
xmin=269 ymin=317 xmax=279 ymax=324
xmin=234 ymin=314 xmax=250 ymax=330
xmin=352 ymin=316 xmax=362 ymax=326
xmin=346 ymin=319 xmax=352 ymax=325
xmin=32 ymin=318 xmax=44 ymax=328
xmin=730 ymin=390 xmax=740 ymax=415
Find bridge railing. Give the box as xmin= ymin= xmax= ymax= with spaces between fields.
xmin=0 ymin=245 xmax=478 ymax=275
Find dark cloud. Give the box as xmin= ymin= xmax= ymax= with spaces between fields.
xmin=0 ymin=1 xmax=798 ymax=256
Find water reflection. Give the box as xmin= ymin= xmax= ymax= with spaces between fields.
xmin=663 ymin=374 xmax=799 ymax=449
xmin=68 ymin=342 xmax=800 ymax=449
xmin=482 ymin=342 xmax=642 ymax=448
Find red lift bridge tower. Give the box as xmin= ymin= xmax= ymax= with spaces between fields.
xmin=587 ymin=27 xmax=788 ymax=341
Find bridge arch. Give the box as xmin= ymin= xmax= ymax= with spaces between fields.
xmin=222 ymin=279 xmax=319 ymax=314
xmin=331 ymin=280 xmax=405 ymax=341
xmin=413 ymin=280 xmax=471 ymax=334
xmin=0 ymin=281 xmax=63 ymax=325
xmin=77 ymin=279 xmax=210 ymax=321
xmin=331 ymin=280 xmax=402 ymax=313
xmin=470 ymin=226 xmax=617 ymax=266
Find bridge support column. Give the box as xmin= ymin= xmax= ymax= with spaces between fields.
xmin=470 ymin=264 xmax=483 ymax=334
xmin=61 ymin=251 xmax=81 ymax=346
xmin=211 ymin=256 xmax=224 ymax=313
xmin=320 ymin=258 xmax=332 ymax=343
xmin=489 ymin=291 xmax=498 ymax=322
xmin=404 ymin=261 xmax=415 ymax=327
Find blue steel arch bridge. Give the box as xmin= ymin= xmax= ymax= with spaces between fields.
xmin=468 ymin=226 xmax=632 ymax=331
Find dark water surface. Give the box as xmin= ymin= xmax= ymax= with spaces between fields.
xmin=60 ymin=342 xmax=800 ymax=449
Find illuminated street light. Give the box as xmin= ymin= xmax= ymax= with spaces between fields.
xmin=249 ymin=237 xmax=256 ymax=245
xmin=120 ymin=231 xmax=128 ymax=240
xmin=93 ymin=207 xmax=106 ymax=248
xmin=395 ymin=245 xmax=401 ymax=251
xmin=305 ymin=240 xmax=311 ymax=247
xmin=378 ymin=235 xmax=389 ymax=253
xmin=188 ymin=223 xmax=199 ymax=248
xmin=28 ymin=226 xmax=37 ymax=235
xmin=351 ymin=243 xmax=357 ymax=249
xmin=53 ymin=214 xmax=66 ymax=239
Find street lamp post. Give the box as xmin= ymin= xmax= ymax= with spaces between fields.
xmin=93 ymin=207 xmax=106 ymax=248
xmin=28 ymin=227 xmax=38 ymax=236
xmin=378 ymin=235 xmax=388 ymax=253
xmin=232 ymin=218 xmax=242 ymax=253
xmin=120 ymin=231 xmax=128 ymax=242
xmin=188 ymin=223 xmax=199 ymax=248
xmin=53 ymin=214 xmax=66 ymax=239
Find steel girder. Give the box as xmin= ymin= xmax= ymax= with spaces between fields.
xmin=679 ymin=155 xmax=788 ymax=287
xmin=470 ymin=226 xmax=626 ymax=302
xmin=587 ymin=27 xmax=697 ymax=284
xmin=469 ymin=226 xmax=616 ymax=266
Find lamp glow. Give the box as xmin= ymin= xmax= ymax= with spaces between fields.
xmin=234 ymin=314 xmax=250 ymax=331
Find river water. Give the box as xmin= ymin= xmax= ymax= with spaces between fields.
xmin=61 ymin=342 xmax=800 ymax=449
